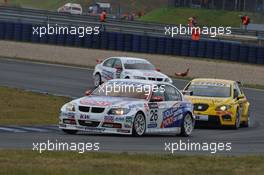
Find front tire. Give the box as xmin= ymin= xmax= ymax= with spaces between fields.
xmin=94 ymin=73 xmax=102 ymax=87
xmin=180 ymin=113 xmax=194 ymax=137
xmin=62 ymin=129 xmax=78 ymax=135
xmin=232 ymin=110 xmax=241 ymax=129
xmin=132 ymin=112 xmax=146 ymax=136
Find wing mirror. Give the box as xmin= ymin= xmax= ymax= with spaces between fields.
xmin=182 ymin=90 xmax=193 ymax=96
xmin=237 ymin=94 xmax=245 ymax=100
xmin=85 ymin=89 xmax=92 ymax=96
xmin=150 ymin=96 xmax=164 ymax=102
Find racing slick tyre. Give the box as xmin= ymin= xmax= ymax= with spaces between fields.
xmin=232 ymin=110 xmax=241 ymax=129
xmin=132 ymin=112 xmax=146 ymax=136
xmin=94 ymin=73 xmax=102 ymax=87
xmin=179 ymin=113 xmax=194 ymax=137
xmin=62 ymin=129 xmax=78 ymax=135
xmin=241 ymin=111 xmax=250 ymax=128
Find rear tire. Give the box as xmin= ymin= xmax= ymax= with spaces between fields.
xmin=94 ymin=73 xmax=101 ymax=87
xmin=132 ymin=113 xmax=146 ymax=136
xmin=180 ymin=113 xmax=194 ymax=137
xmin=62 ymin=129 xmax=78 ymax=135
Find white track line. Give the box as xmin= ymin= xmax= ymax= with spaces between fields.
xmin=0 ymin=126 xmax=27 ymax=133
xmin=17 ymin=126 xmax=49 ymax=132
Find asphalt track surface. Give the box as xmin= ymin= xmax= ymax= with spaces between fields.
xmin=0 ymin=58 xmax=264 ymax=155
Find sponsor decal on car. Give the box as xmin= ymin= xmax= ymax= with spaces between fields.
xmin=147 ymin=123 xmax=158 ymax=128
xmin=115 ymin=117 xmax=125 ymax=122
xmin=80 ymin=114 xmax=90 ymax=120
xmin=61 ymin=112 xmax=75 ymax=118
xmin=125 ymin=116 xmax=133 ymax=123
xmin=161 ymin=107 xmax=182 ymax=128
xmin=104 ymin=116 xmax=114 ymax=123
xmin=80 ymin=98 xmax=111 ymax=106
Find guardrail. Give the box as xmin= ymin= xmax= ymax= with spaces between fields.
xmin=1 ymin=6 xmax=264 ymax=40
xmin=0 ymin=21 xmax=263 ymax=65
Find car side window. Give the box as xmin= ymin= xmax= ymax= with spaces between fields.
xmin=113 ymin=59 xmax=122 ymax=69
xmin=164 ymin=85 xmax=182 ymax=101
xmin=151 ymin=86 xmax=165 ymax=100
xmin=103 ymin=58 xmax=115 ymax=68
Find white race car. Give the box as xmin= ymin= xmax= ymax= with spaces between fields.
xmin=59 ymin=79 xmax=195 ymax=136
xmin=93 ymin=57 xmax=173 ymax=87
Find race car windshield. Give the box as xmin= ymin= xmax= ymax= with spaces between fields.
xmin=187 ymin=84 xmax=231 ymax=97
xmin=92 ymin=84 xmax=150 ymax=99
xmin=124 ymin=63 xmax=155 ymax=70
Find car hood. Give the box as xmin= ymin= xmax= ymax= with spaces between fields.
xmin=124 ymin=69 xmax=169 ymax=78
xmin=72 ymin=95 xmax=146 ymax=108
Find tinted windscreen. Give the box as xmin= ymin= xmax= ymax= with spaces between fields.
xmin=124 ymin=63 xmax=155 ymax=70
xmin=187 ymin=82 xmax=231 ymax=97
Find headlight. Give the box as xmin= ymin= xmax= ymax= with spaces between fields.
xmin=108 ymin=108 xmax=130 ymax=115
xmin=134 ymin=76 xmax=146 ymax=80
xmin=215 ymin=105 xmax=231 ymax=111
xmin=65 ymin=103 xmax=76 ymax=112
xmin=165 ymin=78 xmax=173 ymax=83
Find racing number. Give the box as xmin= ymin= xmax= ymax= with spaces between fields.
xmin=150 ymin=109 xmax=158 ymax=122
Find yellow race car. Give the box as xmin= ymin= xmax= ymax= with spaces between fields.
xmin=183 ymin=78 xmax=250 ymax=129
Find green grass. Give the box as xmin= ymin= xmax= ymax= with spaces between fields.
xmin=0 ymin=86 xmax=70 ymax=125
xmin=0 ymin=150 xmax=263 ymax=175
xmin=141 ymin=7 xmax=264 ymax=27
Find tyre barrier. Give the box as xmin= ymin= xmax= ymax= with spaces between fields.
xmin=123 ymin=33 xmax=133 ymax=52
xmin=140 ymin=35 xmax=148 ymax=53
xmin=132 ymin=34 xmax=141 ymax=52
xmin=148 ymin=36 xmax=157 ymax=54
xmin=22 ymin=23 xmax=32 ymax=42
xmin=5 ymin=22 xmax=14 ymax=40
xmin=108 ymin=32 xmax=117 ymax=50
xmin=189 ymin=41 xmax=198 ymax=57
xmin=257 ymin=47 xmax=264 ymax=64
xmin=0 ymin=21 xmax=263 ymax=65
xmin=205 ymin=41 xmax=215 ymax=58
xmin=230 ymin=43 xmax=240 ymax=61
xmin=197 ymin=40 xmax=206 ymax=58
xmin=165 ymin=38 xmax=174 ymax=55
xmin=239 ymin=45 xmax=249 ymax=63
xmin=222 ymin=42 xmax=231 ymax=60
xmin=14 ymin=23 xmax=22 ymax=41
xmin=248 ymin=46 xmax=257 ymax=64
xmin=173 ymin=39 xmax=182 ymax=55
xmin=181 ymin=39 xmax=190 ymax=56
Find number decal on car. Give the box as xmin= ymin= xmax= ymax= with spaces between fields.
xmin=150 ymin=109 xmax=158 ymax=122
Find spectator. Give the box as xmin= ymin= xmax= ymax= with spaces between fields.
xmin=100 ymin=10 xmax=107 ymax=22
xmin=241 ymin=14 xmax=250 ymax=30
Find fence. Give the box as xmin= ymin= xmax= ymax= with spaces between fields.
xmin=0 ymin=21 xmax=263 ymax=64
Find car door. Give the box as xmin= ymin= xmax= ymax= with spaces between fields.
xmin=160 ymin=84 xmax=183 ymax=129
xmin=146 ymin=85 xmax=167 ymax=131
xmin=101 ymin=58 xmax=116 ymax=82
